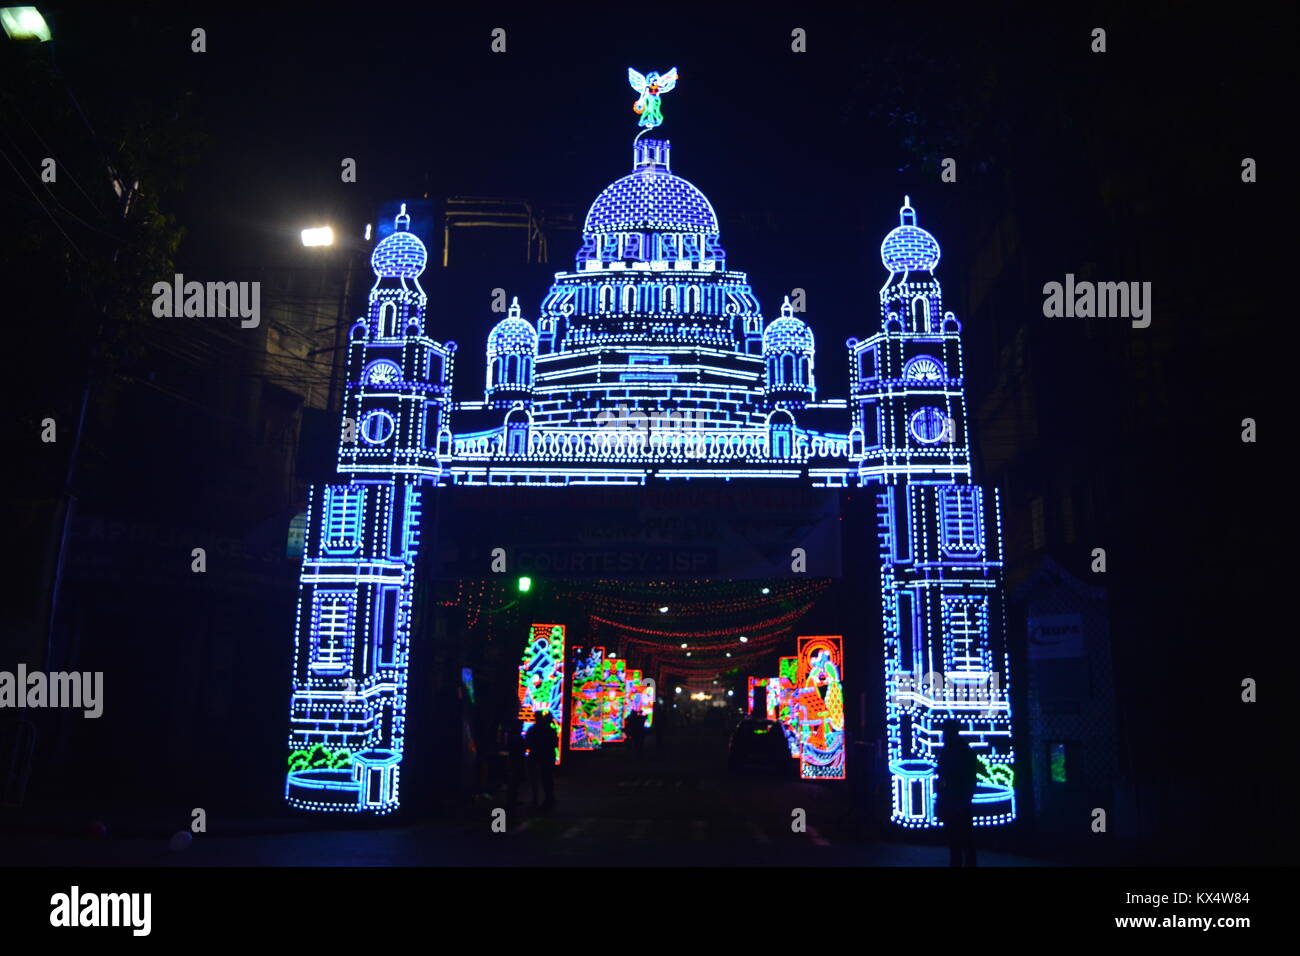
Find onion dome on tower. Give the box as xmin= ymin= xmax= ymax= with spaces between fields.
xmin=371 ymin=203 xmax=428 ymax=280
xmin=880 ymin=196 xmax=940 ymax=274
xmin=763 ymin=296 xmax=815 ymax=402
xmin=366 ymin=203 xmax=428 ymax=341
xmin=486 ymin=297 xmax=538 ymax=402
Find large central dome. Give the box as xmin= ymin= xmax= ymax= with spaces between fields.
xmin=583 ymin=139 xmax=719 ymax=236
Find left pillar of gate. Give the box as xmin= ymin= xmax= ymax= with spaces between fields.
xmin=284 ymin=205 xmax=454 ymax=814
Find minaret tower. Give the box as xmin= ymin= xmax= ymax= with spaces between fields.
xmin=849 ymin=198 xmax=1017 ymax=829
xmin=284 ymin=206 xmax=456 ymax=814
xmin=848 ymin=197 xmax=971 ymax=482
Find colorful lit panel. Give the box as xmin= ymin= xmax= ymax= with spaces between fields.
xmin=518 ymin=623 xmax=566 ymax=765
xmin=569 ymin=646 xmax=604 ymax=751
xmin=600 ymin=657 xmax=627 ymax=742
xmin=795 ymin=636 xmax=845 ymax=780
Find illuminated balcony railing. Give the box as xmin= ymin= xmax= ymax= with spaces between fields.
xmin=447 ymin=428 xmax=851 ymax=463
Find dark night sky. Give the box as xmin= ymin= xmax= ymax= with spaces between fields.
xmin=30 ymin=3 xmax=1293 ymax=393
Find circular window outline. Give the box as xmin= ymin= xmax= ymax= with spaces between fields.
xmin=360 ymin=410 xmax=396 ymax=445
xmin=909 ymin=406 xmax=950 ymax=444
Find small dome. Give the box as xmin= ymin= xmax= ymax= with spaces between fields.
xmin=763 ymin=297 xmax=814 ymax=352
xmin=880 ymin=196 xmax=940 ymax=273
xmin=488 ymin=298 xmax=537 ymax=354
xmin=371 ymin=204 xmax=427 ymax=278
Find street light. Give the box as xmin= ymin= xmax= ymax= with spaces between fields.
xmin=739 ymin=636 xmax=748 ymax=643
xmin=300 ymin=223 xmax=362 ymax=413
xmin=301 ymin=226 xmax=334 ymax=247
xmin=1 ymin=7 xmax=51 ymax=41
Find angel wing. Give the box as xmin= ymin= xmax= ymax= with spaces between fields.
xmin=655 ymin=68 xmax=678 ymax=93
xmin=627 ymin=67 xmax=647 ymax=93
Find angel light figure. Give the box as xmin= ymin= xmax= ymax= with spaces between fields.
xmin=628 ymin=67 xmax=679 ymax=130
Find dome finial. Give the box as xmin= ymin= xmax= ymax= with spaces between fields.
xmin=508 ymin=296 xmax=521 ymax=319
xmin=781 ymin=295 xmax=794 ymax=318
xmin=395 ymin=202 xmax=410 ymax=232
xmin=900 ymin=195 xmax=916 ymax=227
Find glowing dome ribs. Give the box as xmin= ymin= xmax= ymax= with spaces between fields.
xmin=579 ymin=139 xmax=725 ymax=269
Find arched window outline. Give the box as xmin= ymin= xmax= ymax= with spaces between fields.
xmin=506 ymin=354 xmax=520 ymax=384
xmin=781 ymin=354 xmax=795 ymax=386
xmin=362 ymin=359 xmax=402 ymax=386
xmin=664 ymin=285 xmax=677 ymax=312
xmin=911 ymin=296 xmax=930 ymax=333
xmin=379 ymin=301 xmax=398 ymax=337
xmin=622 ymin=284 xmax=636 ymax=313
xmin=687 ymin=285 xmax=700 ymax=312
xmin=599 ymin=285 xmax=613 ymax=311
xmin=800 ymin=356 xmax=811 ymax=386
xmin=903 ymin=355 xmax=947 ymax=382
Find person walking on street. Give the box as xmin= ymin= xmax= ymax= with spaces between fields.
xmin=523 ymin=712 xmax=559 ymax=809
xmin=935 ymin=718 xmax=980 ymax=866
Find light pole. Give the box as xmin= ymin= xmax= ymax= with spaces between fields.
xmin=300 ymin=224 xmax=363 ymax=415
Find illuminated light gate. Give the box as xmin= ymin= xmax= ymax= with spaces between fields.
xmin=282 ymin=71 xmax=1016 ymax=826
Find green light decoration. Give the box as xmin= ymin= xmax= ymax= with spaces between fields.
xmin=1049 ymin=743 xmax=1067 ymax=783
xmin=627 ymin=67 xmax=678 ymax=130
xmin=288 ymin=743 xmax=353 ymax=771
xmin=976 ymin=754 xmax=1014 ymax=788
xmin=517 ymin=576 xmax=532 ymax=593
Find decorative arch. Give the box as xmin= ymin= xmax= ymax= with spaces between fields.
xmin=911 ymin=296 xmax=930 ymax=333
xmin=379 ymin=301 xmax=398 ymax=337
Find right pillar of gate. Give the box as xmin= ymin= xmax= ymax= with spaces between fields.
xmin=877 ymin=482 xmax=1017 ymax=828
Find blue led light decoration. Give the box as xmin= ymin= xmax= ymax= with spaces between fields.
xmin=284 ymin=203 xmax=454 ymax=815
xmin=283 ymin=72 xmax=1015 ymax=827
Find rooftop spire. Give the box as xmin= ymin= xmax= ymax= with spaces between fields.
xmin=900 ymin=195 xmax=917 ymax=227
xmin=395 ymin=202 xmax=410 ymax=232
